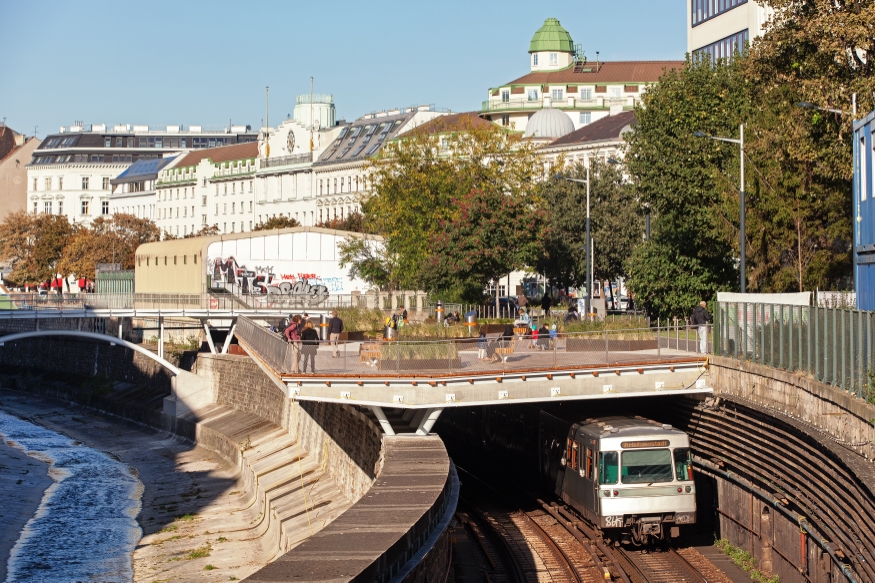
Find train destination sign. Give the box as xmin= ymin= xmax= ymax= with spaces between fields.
xmin=620 ymin=440 xmax=670 ymax=449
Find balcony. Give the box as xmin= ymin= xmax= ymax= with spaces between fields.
xmin=258 ymin=152 xmax=313 ymax=170
xmin=481 ymin=96 xmax=635 ymax=113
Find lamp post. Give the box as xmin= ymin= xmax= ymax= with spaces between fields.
xmin=554 ymin=167 xmax=591 ymax=316
xmin=694 ymin=125 xmax=746 ymax=293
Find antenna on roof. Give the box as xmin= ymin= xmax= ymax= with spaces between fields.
xmin=596 ymin=52 xmax=600 ymax=71
xmin=1 ymin=117 xmax=5 ymax=127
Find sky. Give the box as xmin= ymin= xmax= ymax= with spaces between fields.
xmin=0 ymin=1 xmax=686 ymax=139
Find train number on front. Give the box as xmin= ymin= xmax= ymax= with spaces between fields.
xmin=604 ymin=515 xmax=624 ymax=528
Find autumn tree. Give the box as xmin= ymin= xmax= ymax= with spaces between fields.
xmin=362 ymin=119 xmax=543 ymax=289
xmin=185 ymin=224 xmax=221 ymax=238
xmin=59 ymin=214 xmax=161 ymax=281
xmin=315 ymin=210 xmax=367 ymax=233
xmin=253 ymin=216 xmax=300 ymax=231
xmin=0 ymin=211 xmax=74 ymax=286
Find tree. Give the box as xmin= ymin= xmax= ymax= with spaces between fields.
xmin=362 ymin=119 xmax=543 ymax=289
xmin=421 ymin=187 xmax=546 ymax=301
xmin=253 ymin=216 xmax=300 ymax=231
xmin=0 ymin=211 xmax=73 ymax=286
xmin=59 ymin=214 xmax=161 ymax=282
xmin=538 ymin=159 xmax=644 ymax=294
xmin=337 ymin=235 xmax=396 ymax=291
xmin=185 ymin=224 xmax=221 ymax=238
xmin=315 ymin=210 xmax=367 ymax=233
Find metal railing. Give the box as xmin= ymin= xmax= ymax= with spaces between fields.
xmin=716 ymin=302 xmax=872 ymax=398
xmin=234 ymin=315 xmax=705 ymax=377
xmin=259 ymin=152 xmax=313 ymax=169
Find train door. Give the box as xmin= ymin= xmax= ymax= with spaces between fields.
xmin=582 ymin=445 xmax=596 ymax=512
xmin=562 ymin=436 xmax=586 ymax=514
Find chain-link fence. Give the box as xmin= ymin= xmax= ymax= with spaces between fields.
xmin=716 ymin=301 xmax=872 ymax=398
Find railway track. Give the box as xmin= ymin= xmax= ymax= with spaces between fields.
xmin=456 ymin=466 xmax=731 ymax=583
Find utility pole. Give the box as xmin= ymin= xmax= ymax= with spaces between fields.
xmin=265 ymin=86 xmax=270 ymax=158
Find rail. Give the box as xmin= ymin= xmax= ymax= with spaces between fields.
xmin=716 ymin=301 xmax=872 ymax=398
xmin=259 ymin=152 xmax=313 ymax=169
xmin=234 ymin=315 xmax=706 ymax=377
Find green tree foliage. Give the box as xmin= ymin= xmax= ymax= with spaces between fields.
xmin=0 ymin=211 xmax=74 ymax=285
xmin=337 ymin=235 xmax=396 ymax=290
xmin=253 ymin=216 xmax=300 ymax=231
xmin=362 ymin=120 xmax=543 ymax=288
xmin=538 ymin=159 xmax=643 ymax=291
xmin=421 ymin=187 xmax=546 ymax=302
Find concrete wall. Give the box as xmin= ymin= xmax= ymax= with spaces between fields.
xmin=709 ymin=355 xmax=875 ymax=461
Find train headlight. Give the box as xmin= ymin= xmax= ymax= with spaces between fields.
xmin=685 ymin=486 xmax=691 ymax=493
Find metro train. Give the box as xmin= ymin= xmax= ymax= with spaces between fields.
xmin=546 ymin=415 xmax=697 ymax=546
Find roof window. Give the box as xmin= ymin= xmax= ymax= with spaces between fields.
xmin=349 ymin=127 xmax=363 ymax=138
xmin=339 ymin=147 xmax=351 ymax=158
xmin=366 ymin=144 xmax=381 ymax=156
xmin=352 ymin=144 xmax=367 ymax=157
xmin=365 ymin=125 xmax=376 ymax=136
xmin=337 ymin=127 xmax=349 ymax=140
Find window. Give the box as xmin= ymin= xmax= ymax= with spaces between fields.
xmin=580 ymin=112 xmax=591 ymax=125
xmin=533 ymin=53 xmax=538 ymax=66
xmin=81 ymin=200 xmax=90 ymax=215
xmin=223 ymin=203 xmax=227 ymax=214
xmin=181 ymin=138 xmax=187 ymax=148
xmin=551 ymin=89 xmax=564 ymax=101
xmin=319 ymin=180 xmax=323 ymax=195
xmin=621 ymin=449 xmax=673 ymax=484
xmin=249 ymin=180 xmax=253 ymax=192
xmin=105 ymin=137 xmax=111 ymax=147
xmin=608 ymin=86 xmax=622 ymax=99
xmin=82 ymin=177 xmax=89 ymax=190
xmin=58 ymin=177 xmax=63 ymax=190
xmin=527 ymin=88 xmax=539 ymax=102
xmin=44 ymin=201 xmax=52 ymax=214
xmin=501 ymin=89 xmax=510 ymax=103
xmin=585 ymin=448 xmax=594 ymax=480
xmin=33 ymin=178 xmax=37 ymax=191
xmin=440 ymin=137 xmax=450 ymax=151
xmin=693 ymin=29 xmax=749 ymax=64
xmin=566 ymin=438 xmax=578 ymax=470
xmin=215 ymin=203 xmax=219 ymax=214
xmin=231 ymin=202 xmax=235 ymax=213
xmin=202 ymin=214 xmax=207 ymax=225
xmin=184 ymin=206 xmax=187 ymax=217
xmin=44 ymin=177 xmax=51 ymax=190
xmin=340 ymin=178 xmax=344 ymax=192
xmin=102 ymin=177 xmax=110 ymax=190
xmin=674 ymin=448 xmax=692 ymax=481
xmin=501 ymin=115 xmax=510 ymax=127
xmin=580 ymin=88 xmax=592 ymax=101
xmin=599 ymin=452 xmax=619 ymax=484
xmin=549 ymin=53 xmax=558 ymax=66
xmin=58 ymin=200 xmax=63 ymax=215
xmin=249 ymin=201 xmax=252 ymax=211
xmin=692 ymin=0 xmax=747 ymax=26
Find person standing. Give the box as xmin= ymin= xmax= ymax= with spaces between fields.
xmin=284 ymin=314 xmax=303 ymax=373
xmin=690 ymin=301 xmax=713 ymax=354
xmin=328 ymin=310 xmax=344 ymax=358
xmin=300 ymin=321 xmax=320 ymax=373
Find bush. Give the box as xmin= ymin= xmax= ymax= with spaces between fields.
xmin=380 ymin=341 xmax=460 ymax=360
xmin=335 ymin=307 xmax=386 ymax=333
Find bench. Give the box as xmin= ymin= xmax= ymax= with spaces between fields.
xmin=494 ymin=341 xmax=515 ymax=362
xmin=360 ymin=342 xmax=382 ymax=367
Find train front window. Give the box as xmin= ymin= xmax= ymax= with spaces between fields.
xmin=621 ymin=449 xmax=673 ymax=484
xmin=599 ymin=451 xmax=618 ymax=484
xmin=674 ymin=448 xmax=693 ymax=481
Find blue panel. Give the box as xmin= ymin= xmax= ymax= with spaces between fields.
xmin=855 ymin=111 xmax=875 ymax=310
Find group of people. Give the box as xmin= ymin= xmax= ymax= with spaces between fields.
xmin=279 ymin=310 xmax=344 ymax=373
xmin=476 ymin=321 xmax=559 ymax=362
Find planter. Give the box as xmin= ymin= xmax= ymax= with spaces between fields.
xmin=566 ymin=338 xmax=658 ymax=352
xmin=340 ymin=331 xmax=367 ymax=341
xmin=377 ymin=358 xmax=462 ymax=371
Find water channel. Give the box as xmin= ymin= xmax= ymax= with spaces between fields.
xmin=0 ymin=409 xmax=143 ymax=582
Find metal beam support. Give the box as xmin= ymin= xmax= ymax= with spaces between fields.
xmin=370 ymin=406 xmax=396 ymax=436
xmin=221 ymin=317 xmax=238 ymax=354
xmin=158 ymin=316 xmax=164 ymax=360
xmin=416 ymin=408 xmax=444 ymax=436
xmin=202 ymin=319 xmax=217 ymax=354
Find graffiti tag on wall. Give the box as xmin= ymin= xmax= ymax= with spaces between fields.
xmin=210 ymin=256 xmax=332 ymax=304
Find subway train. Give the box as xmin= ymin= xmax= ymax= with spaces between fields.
xmin=543 ymin=414 xmax=697 ymax=545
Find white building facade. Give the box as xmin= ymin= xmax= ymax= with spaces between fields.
xmin=687 ymin=0 xmax=773 ymax=60
xmin=27 ymin=123 xmax=256 ymax=226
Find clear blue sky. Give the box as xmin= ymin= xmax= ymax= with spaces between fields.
xmin=0 ymin=1 xmax=686 ymax=138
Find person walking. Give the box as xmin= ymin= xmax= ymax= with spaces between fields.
xmin=690 ymin=301 xmax=713 ymax=354
xmin=517 ymin=292 xmax=529 ymax=313
xmin=327 ymin=310 xmax=344 ymax=358
xmin=541 ymin=293 xmax=552 ymax=317
xmin=300 ymin=321 xmax=320 ymax=373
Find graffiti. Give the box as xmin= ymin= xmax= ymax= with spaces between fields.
xmin=209 ymin=256 xmax=333 ymax=304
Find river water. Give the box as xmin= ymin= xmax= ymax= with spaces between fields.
xmin=0 ymin=410 xmax=143 ymax=583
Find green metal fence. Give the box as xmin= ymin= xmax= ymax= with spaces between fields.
xmin=716 ymin=301 xmax=872 ymax=398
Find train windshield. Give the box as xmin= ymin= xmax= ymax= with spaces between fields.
xmin=674 ymin=448 xmax=693 ymax=481
xmin=621 ymin=449 xmax=673 ymax=484
xmin=599 ymin=451 xmax=618 ymax=484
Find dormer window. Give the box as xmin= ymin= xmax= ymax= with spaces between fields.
xmin=501 ymin=89 xmax=510 ymax=103
xmin=551 ymin=89 xmax=564 ymax=101
xmin=533 ymin=54 xmax=539 ymax=66
xmin=527 ymin=88 xmax=539 ymax=102
xmin=550 ymin=53 xmax=558 ymax=66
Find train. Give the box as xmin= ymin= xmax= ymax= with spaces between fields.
xmin=543 ymin=414 xmax=696 ymax=546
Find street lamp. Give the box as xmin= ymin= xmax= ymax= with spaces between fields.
xmin=553 ymin=168 xmax=592 ymax=316
xmin=694 ymin=125 xmax=746 ymax=293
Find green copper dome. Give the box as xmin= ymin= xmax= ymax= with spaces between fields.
xmin=529 ymin=18 xmax=574 ymax=54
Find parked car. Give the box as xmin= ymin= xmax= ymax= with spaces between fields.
xmin=482 ymin=296 xmax=519 ymax=312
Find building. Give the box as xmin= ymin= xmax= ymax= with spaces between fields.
xmin=134 ymin=226 xmax=381 ymax=296
xmin=154 ymin=142 xmax=259 ymax=237
xmin=0 ymin=125 xmax=40 ymax=220
xmin=109 ymin=156 xmax=178 ymax=220
xmin=27 ymin=123 xmax=257 ymax=225
xmin=481 ymin=18 xmax=681 ymax=135
xmin=538 ymin=110 xmax=635 ymax=168
xmin=854 ymin=110 xmax=875 ymax=310
xmin=687 ymin=0 xmax=773 ymax=61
